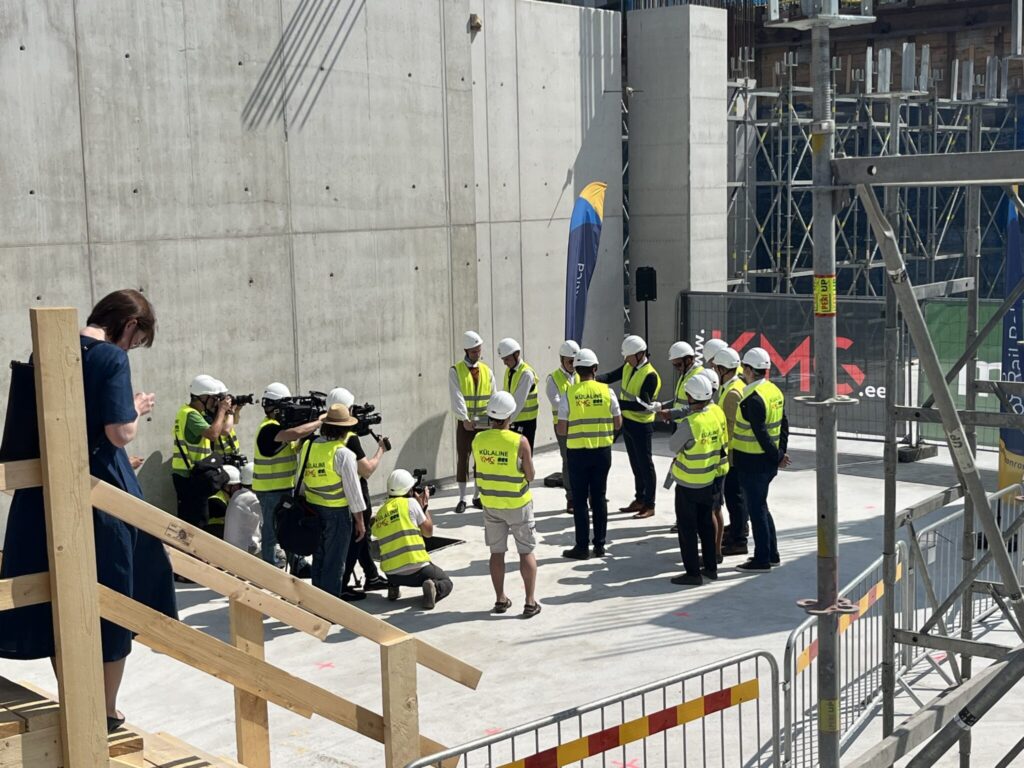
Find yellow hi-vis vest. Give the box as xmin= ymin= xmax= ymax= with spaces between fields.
xmin=507 ymin=362 xmax=539 ymax=422
xmin=472 ymin=429 xmax=532 ymax=510
xmin=549 ymin=367 xmax=575 ymax=425
xmin=252 ymin=417 xmax=298 ymax=492
xmin=621 ymin=360 xmax=661 ymax=424
xmin=672 ymin=364 xmax=706 ymax=420
xmin=706 ymin=402 xmax=730 ymax=477
xmin=172 ymin=404 xmax=212 ymax=473
xmin=214 ymin=428 xmax=239 ymax=456
xmin=565 ymin=380 xmax=615 ymax=450
xmin=371 ymin=496 xmax=431 ymax=574
xmin=717 ymin=374 xmax=745 ymax=409
xmin=298 ymin=437 xmax=352 ymax=508
xmin=671 ymin=407 xmax=726 ymax=489
xmin=207 ymin=489 xmax=230 ymax=526
xmin=732 ymin=379 xmax=785 ymax=455
xmin=453 ymin=360 xmax=494 ymax=420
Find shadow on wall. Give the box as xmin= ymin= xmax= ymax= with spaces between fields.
xmin=242 ymin=0 xmax=366 ymax=132
xmin=138 ymin=451 xmax=176 ymax=515
xmin=393 ymin=412 xmax=447 ymax=484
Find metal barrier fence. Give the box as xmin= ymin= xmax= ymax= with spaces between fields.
xmin=782 ymin=543 xmax=911 ymax=768
xmin=406 ymin=652 xmax=780 ymax=768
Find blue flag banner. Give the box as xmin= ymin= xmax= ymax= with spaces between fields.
xmin=1000 ymin=186 xmax=1024 ymax=488
xmin=565 ymin=182 xmax=607 ymax=343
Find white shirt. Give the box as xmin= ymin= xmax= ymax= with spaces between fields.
xmin=545 ymin=367 xmax=577 ymax=417
xmin=557 ymin=385 xmax=621 ymax=420
xmin=224 ymin=488 xmax=262 ymax=554
xmin=298 ymin=437 xmax=367 ymax=514
xmin=448 ymin=359 xmax=493 ymax=421
xmin=503 ymin=362 xmax=537 ymax=421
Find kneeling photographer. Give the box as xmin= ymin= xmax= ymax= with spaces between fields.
xmin=253 ymin=383 xmax=324 ymax=566
xmin=326 ymin=387 xmax=391 ymax=600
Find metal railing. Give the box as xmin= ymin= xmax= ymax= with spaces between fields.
xmin=406 ymin=651 xmax=780 ymax=768
xmin=782 ymin=542 xmax=910 ymax=767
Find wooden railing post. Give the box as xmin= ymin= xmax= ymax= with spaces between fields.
xmin=380 ymin=636 xmax=419 ymax=768
xmin=31 ymin=307 xmax=108 ymax=766
xmin=229 ymin=598 xmax=271 ymax=768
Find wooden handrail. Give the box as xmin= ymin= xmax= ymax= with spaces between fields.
xmin=0 ymin=459 xmax=42 ymax=493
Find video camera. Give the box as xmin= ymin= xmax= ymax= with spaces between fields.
xmin=350 ymin=402 xmax=382 ymax=436
xmin=412 ymin=468 xmax=436 ymax=497
xmin=267 ymin=391 xmax=327 ymax=429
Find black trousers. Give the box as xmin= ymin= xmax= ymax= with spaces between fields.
xmin=511 ymin=419 xmax=537 ymax=451
xmin=723 ymin=468 xmax=748 ymax=545
xmin=172 ymin=472 xmax=206 ymax=527
xmin=343 ymin=482 xmax=380 ymax=588
xmin=387 ymin=563 xmax=453 ymax=602
xmin=622 ymin=419 xmax=656 ymax=506
xmin=568 ymin=446 xmax=612 ymax=549
xmin=675 ymin=484 xmax=717 ymax=576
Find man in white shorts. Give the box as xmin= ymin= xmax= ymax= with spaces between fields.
xmin=472 ymin=391 xmax=540 ymax=618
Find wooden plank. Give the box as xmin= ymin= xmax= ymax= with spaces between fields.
xmin=0 ymin=573 xmax=50 ymax=611
xmin=381 ymin=637 xmax=419 ymax=768
xmin=90 ymin=480 xmax=481 ymax=690
xmin=167 ymin=550 xmax=328 ymax=641
xmin=0 ymin=677 xmax=61 ymax=737
xmin=0 ymin=460 xmax=42 ymax=492
xmin=0 ymin=725 xmax=60 ymax=768
xmin=229 ymin=599 xmax=270 ymax=768
xmin=150 ymin=731 xmax=246 ymax=768
xmin=107 ymin=729 xmax=145 ymax=762
xmin=30 ymin=307 xmax=108 ymax=767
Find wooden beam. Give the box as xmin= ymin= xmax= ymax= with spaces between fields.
xmin=167 ymin=550 xmax=329 ymax=641
xmin=89 ymin=480 xmax=481 ymax=690
xmin=0 ymin=460 xmax=41 ymax=492
xmin=0 ymin=573 xmax=50 ymax=611
xmin=229 ymin=599 xmax=270 ymax=768
xmin=381 ymin=637 xmax=419 ymax=768
xmin=0 ymin=677 xmax=61 ymax=737
xmin=31 ymin=307 xmax=108 ymax=767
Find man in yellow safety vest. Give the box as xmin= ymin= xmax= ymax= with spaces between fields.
xmin=712 ymin=348 xmax=750 ymax=558
xmin=473 ymin=391 xmax=540 ymax=618
xmin=172 ymin=374 xmax=234 ymax=527
xmin=545 ymin=340 xmax=580 ymax=514
xmin=371 ymin=469 xmax=452 ymax=610
xmin=498 ymin=337 xmax=540 ymax=451
xmin=449 ymin=330 xmax=494 ymax=514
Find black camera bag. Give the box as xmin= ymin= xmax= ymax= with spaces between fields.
xmin=273 ymin=440 xmax=322 ymax=557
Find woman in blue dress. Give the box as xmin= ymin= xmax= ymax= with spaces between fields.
xmin=0 ymin=289 xmax=177 ymax=731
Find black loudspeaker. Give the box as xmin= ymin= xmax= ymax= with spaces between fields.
xmin=635 ymin=266 xmax=657 ymax=302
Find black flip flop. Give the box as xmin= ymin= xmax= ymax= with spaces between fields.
xmin=493 ymin=598 xmax=512 ymax=614
xmin=522 ymin=603 xmax=542 ymax=619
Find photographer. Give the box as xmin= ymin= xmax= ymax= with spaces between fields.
xmin=209 ymin=379 xmax=251 ymax=457
xmin=371 ymin=469 xmax=452 ymax=610
xmin=326 ymin=387 xmax=390 ymax=600
xmin=171 ymin=374 xmax=234 ymax=525
xmin=253 ymin=382 xmax=323 ymax=566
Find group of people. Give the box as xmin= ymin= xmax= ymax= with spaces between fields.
xmin=448 ymin=329 xmax=790 ymax=592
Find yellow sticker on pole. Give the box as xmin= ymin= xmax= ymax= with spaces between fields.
xmin=814 ymin=274 xmax=837 ymax=317
xmin=820 ymin=699 xmax=840 ymax=733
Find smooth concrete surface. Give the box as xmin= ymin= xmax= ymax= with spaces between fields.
xmin=626 ymin=5 xmax=728 ymax=388
xmin=3 ymin=435 xmax=1016 ymax=767
xmin=0 ymin=0 xmax=623 ymax=521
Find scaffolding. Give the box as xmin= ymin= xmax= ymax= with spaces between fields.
xmin=727 ymin=46 xmax=1019 ymax=296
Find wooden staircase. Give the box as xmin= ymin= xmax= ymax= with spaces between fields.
xmin=0 ymin=677 xmax=242 ymax=768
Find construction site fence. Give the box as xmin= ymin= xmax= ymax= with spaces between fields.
xmin=405 ymin=651 xmax=781 ymax=768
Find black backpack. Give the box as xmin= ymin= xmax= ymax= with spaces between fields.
xmin=273 ymin=441 xmax=322 ymax=557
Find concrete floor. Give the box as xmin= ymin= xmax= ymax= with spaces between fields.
xmin=1 ymin=433 xmax=1018 ymax=767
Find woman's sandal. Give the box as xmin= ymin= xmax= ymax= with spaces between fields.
xmin=106 ymin=714 xmax=126 ymax=734
xmin=522 ymin=603 xmax=542 ymax=619
xmin=493 ymin=597 xmax=513 ymax=614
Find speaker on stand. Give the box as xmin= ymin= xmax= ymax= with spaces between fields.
xmin=635 ymin=266 xmax=657 ymax=341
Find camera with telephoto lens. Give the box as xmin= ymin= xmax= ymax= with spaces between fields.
xmin=350 ymin=402 xmax=383 ymax=437
xmin=221 ymin=452 xmax=249 ymax=469
xmin=225 ymin=393 xmax=255 ymax=407
xmin=269 ymin=391 xmax=327 ymax=429
xmin=412 ymin=468 xmax=436 ymax=497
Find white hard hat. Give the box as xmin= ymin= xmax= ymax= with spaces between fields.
xmin=223 ymin=464 xmax=241 ymax=485
xmin=486 ymin=391 xmax=517 ymax=420
xmin=684 ymin=374 xmax=714 ymax=401
xmin=574 ymin=348 xmax=599 ymax=368
xmin=497 ymin=337 xmax=521 ymax=357
xmin=668 ymin=341 xmax=695 ymax=361
xmin=621 ymin=335 xmax=647 ymax=357
xmin=713 ymin=347 xmax=741 ymax=369
xmin=559 ymin=340 xmax=581 ymax=358
xmin=262 ymin=382 xmax=291 ymax=401
xmin=327 ymin=387 xmax=355 ymax=408
xmin=702 ymin=338 xmax=728 ymax=362
xmin=387 ymin=469 xmax=416 ymax=496
xmin=211 ymin=378 xmax=229 ymax=395
xmin=743 ymin=347 xmax=772 ymax=371
xmin=240 ymin=462 xmax=255 ymax=486
xmin=700 ymin=368 xmax=720 ymax=390
xmin=190 ymin=374 xmax=221 ymax=397
xmin=463 ymin=330 xmax=483 ymax=350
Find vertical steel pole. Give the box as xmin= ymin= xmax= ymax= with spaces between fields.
xmin=811 ymin=22 xmax=841 ymax=768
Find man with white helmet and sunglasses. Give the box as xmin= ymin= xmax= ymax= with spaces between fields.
xmin=599 ymin=335 xmax=662 ymax=519
xmin=497 ymin=337 xmax=540 ymax=451
xmin=733 ymin=347 xmax=791 ymax=572
xmin=712 ymin=348 xmax=750 ymax=556
xmin=449 ymin=330 xmax=494 ymax=513
xmin=546 ymin=339 xmax=581 ymax=513
xmin=172 ymin=374 xmax=235 ymax=526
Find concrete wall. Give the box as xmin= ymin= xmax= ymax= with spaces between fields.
xmin=0 ymin=0 xmax=622 ymax=520
xmin=626 ymin=5 xmax=728 ymax=387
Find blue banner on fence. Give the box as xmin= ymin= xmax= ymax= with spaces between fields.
xmin=1000 ymin=187 xmax=1024 ymax=487
xmin=564 ymin=182 xmax=606 ymax=344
